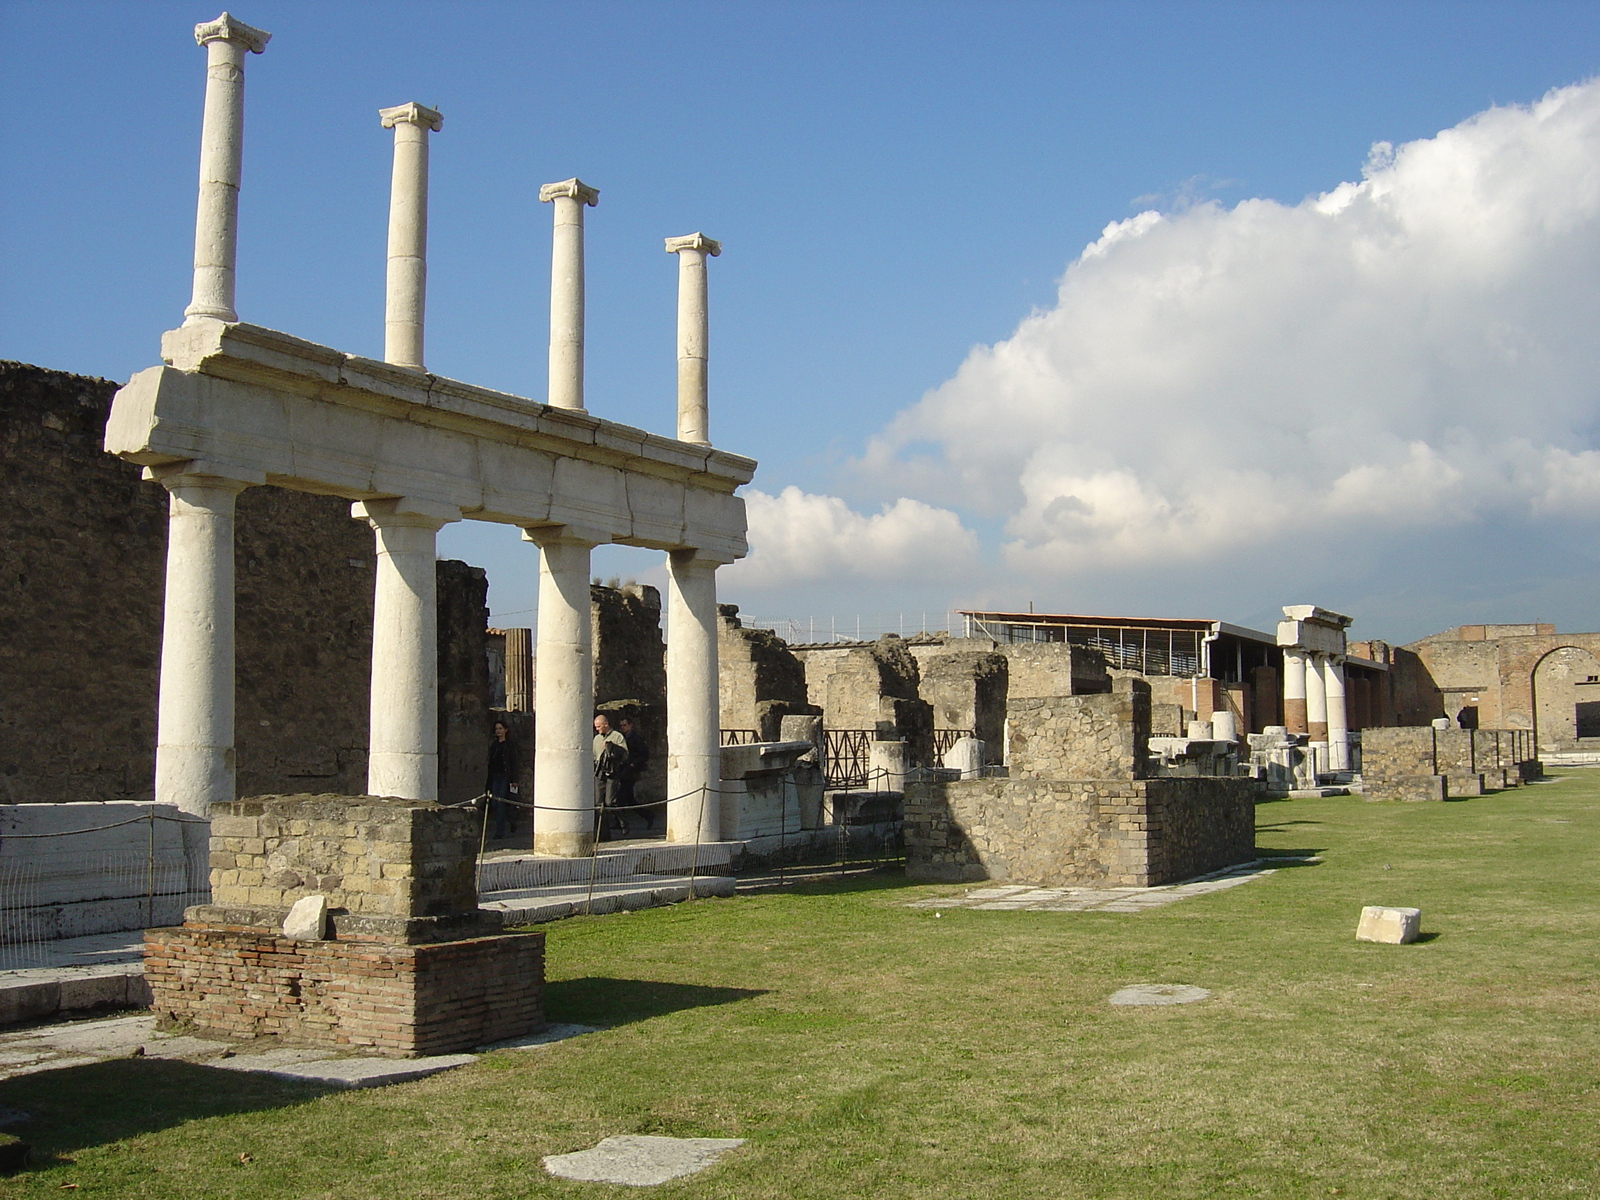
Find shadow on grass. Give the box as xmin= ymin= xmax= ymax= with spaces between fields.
xmin=1252 ymin=849 xmax=1326 ymax=865
xmin=744 ymin=866 xmax=922 ymax=898
xmin=545 ymin=977 xmax=766 ymax=1029
xmin=0 ymin=1058 xmax=333 ymax=1166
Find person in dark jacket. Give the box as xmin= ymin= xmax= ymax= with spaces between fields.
xmin=592 ymin=713 xmax=630 ymax=840
xmin=486 ymin=719 xmax=519 ymax=839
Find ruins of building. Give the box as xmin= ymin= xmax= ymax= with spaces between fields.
xmin=1393 ymin=624 xmax=1600 ymax=755
xmin=102 ymin=12 xmax=752 ymax=860
xmin=904 ymin=679 xmax=1256 ymax=887
xmin=0 ymin=360 xmax=491 ymax=807
xmin=1360 ymin=726 xmax=1540 ymax=801
xmin=717 ymin=605 xmax=815 ymax=741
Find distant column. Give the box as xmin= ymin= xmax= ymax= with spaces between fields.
xmin=379 ymin=102 xmax=443 ymax=370
xmin=1282 ymin=649 xmax=1309 ymax=735
xmin=525 ymin=529 xmax=600 ymax=856
xmin=666 ymin=550 xmax=726 ymax=843
xmin=504 ymin=628 xmax=533 ymax=712
xmin=154 ymin=471 xmax=255 ymax=816
xmin=540 ymin=179 xmax=600 ymax=411
xmin=184 ymin=13 xmax=271 ymax=325
xmin=664 ymin=233 xmax=721 ymax=445
xmin=353 ymin=498 xmax=462 ymax=800
xmin=1306 ymin=652 xmax=1329 ymax=743
xmin=1325 ymin=656 xmax=1350 ymax=771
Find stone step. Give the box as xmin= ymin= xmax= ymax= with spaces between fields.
xmin=476 ymin=842 xmax=736 ymax=892
xmin=479 ymin=875 xmax=737 ymax=924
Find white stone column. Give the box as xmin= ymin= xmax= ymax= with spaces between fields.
xmin=184 ymin=13 xmax=270 ymax=325
xmin=1325 ymin=655 xmax=1350 ymax=771
xmin=1282 ymin=648 xmax=1308 ymax=735
xmin=353 ymin=498 xmax=461 ymax=800
xmin=379 ymin=102 xmax=443 ymax=370
xmin=525 ymin=529 xmax=600 ymax=856
xmin=1306 ymin=652 xmax=1329 ymax=741
xmin=154 ymin=471 xmax=254 ymax=816
xmin=539 ymin=179 xmax=600 ymax=411
xmin=666 ymin=550 xmax=726 ymax=844
xmin=664 ymin=233 xmax=721 ymax=445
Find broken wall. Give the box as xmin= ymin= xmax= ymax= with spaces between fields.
xmin=717 ymin=605 xmax=813 ymax=740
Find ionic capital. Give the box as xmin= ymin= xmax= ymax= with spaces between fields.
xmin=194 ymin=12 xmax=271 ymax=53
xmin=520 ymin=523 xmax=607 ymax=551
xmin=352 ymin=496 xmax=461 ymax=531
xmin=539 ymin=179 xmax=600 ymax=206
xmin=664 ymin=232 xmax=721 ymax=257
xmin=379 ymin=102 xmax=443 ymax=132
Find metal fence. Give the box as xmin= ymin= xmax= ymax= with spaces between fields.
xmin=931 ymin=728 xmax=974 ymax=762
xmin=822 ymin=729 xmax=874 ymax=789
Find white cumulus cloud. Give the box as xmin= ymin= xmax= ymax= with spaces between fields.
xmin=725 ymin=486 xmax=979 ymax=589
xmin=850 ymin=78 xmax=1600 ymax=592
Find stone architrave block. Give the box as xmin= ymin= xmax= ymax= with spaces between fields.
xmin=1356 ymin=905 xmax=1421 ymax=944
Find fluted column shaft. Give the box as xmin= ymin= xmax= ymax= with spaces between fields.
xmin=526 ymin=530 xmax=599 ymax=856
xmin=354 ymin=499 xmax=460 ymax=800
xmin=666 ymin=550 xmax=725 ymax=843
xmin=185 ymin=14 xmax=270 ymax=324
xmin=155 ymin=473 xmax=252 ymax=816
xmin=665 ymin=233 xmax=721 ymax=445
xmin=540 ymin=179 xmax=599 ymax=411
xmin=380 ymin=103 xmax=443 ymax=370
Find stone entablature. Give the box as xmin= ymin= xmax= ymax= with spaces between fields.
xmin=110 ymin=320 xmax=753 ymax=559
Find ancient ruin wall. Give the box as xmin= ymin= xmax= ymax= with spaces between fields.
xmin=717 ymin=605 xmax=812 ymax=740
xmin=917 ymin=649 xmax=1008 ymax=749
xmin=796 ymin=636 xmax=933 ymax=762
xmin=592 ymin=583 xmax=667 ymax=803
xmin=438 ymin=561 xmax=492 ymax=804
xmin=1006 ymin=681 xmax=1151 ymax=781
xmin=1001 ymin=642 xmax=1111 ymax=700
xmin=1 ymin=362 xmax=371 ymax=802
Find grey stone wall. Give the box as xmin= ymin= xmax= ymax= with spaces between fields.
xmin=904 ymin=776 xmax=1256 ymax=887
xmin=796 ymin=636 xmax=933 ymax=763
xmin=917 ymin=649 xmax=1008 ymax=750
xmin=717 ymin=605 xmax=813 ymax=740
xmin=437 ymin=561 xmax=491 ymax=804
xmin=591 ymin=583 xmax=667 ymax=804
xmin=1006 ymin=680 xmax=1151 ymax=780
xmin=1000 ymin=642 xmax=1111 ymax=699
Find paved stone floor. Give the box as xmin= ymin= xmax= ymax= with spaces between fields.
xmin=0 ymin=1013 xmax=595 ymax=1088
xmin=906 ymin=858 xmax=1315 ymax=914
xmin=544 ymin=1135 xmax=746 ymax=1186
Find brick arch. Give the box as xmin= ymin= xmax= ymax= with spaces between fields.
xmin=1530 ymin=645 xmax=1600 ymax=750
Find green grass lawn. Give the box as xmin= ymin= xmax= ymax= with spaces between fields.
xmin=4 ymin=772 xmax=1599 ymax=1199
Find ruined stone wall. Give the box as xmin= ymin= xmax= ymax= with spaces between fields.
xmin=591 ymin=583 xmax=667 ymax=803
xmin=438 ymin=561 xmax=492 ymax=804
xmin=0 ymin=361 xmax=376 ymax=803
xmin=1006 ymin=681 xmax=1151 ymax=781
xmin=1001 ymin=643 xmax=1110 ymax=700
xmin=903 ymin=776 xmax=1255 ymax=887
xmin=717 ymin=605 xmax=812 ymax=740
xmin=1388 ymin=647 xmax=1444 ymax=727
xmin=917 ymin=650 xmax=1008 ymax=750
xmin=796 ymin=636 xmax=933 ymax=762
xmin=1404 ymin=629 xmax=1600 ymax=747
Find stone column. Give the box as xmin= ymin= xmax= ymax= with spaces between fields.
xmin=379 ymin=102 xmax=443 ymax=370
xmin=524 ymin=529 xmax=600 ymax=856
xmin=184 ymin=13 xmax=271 ymax=325
xmin=1282 ymin=648 xmax=1309 ymax=735
xmin=1306 ymin=652 xmax=1329 ymax=742
xmin=664 ymin=233 xmax=721 ymax=445
xmin=504 ymin=628 xmax=533 ymax=713
xmin=353 ymin=498 xmax=461 ymax=801
xmin=539 ymin=179 xmax=600 ymax=411
xmin=1325 ymin=655 xmax=1350 ymax=771
xmin=666 ymin=550 xmax=726 ymax=844
xmin=153 ymin=471 xmax=254 ymax=816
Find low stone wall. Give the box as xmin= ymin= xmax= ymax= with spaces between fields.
xmin=1007 ymin=685 xmax=1150 ymax=779
xmin=904 ymin=776 xmax=1256 ymax=888
xmin=1360 ymin=726 xmax=1538 ymax=801
xmin=144 ymin=926 xmax=543 ymax=1057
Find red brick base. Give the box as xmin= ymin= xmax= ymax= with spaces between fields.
xmin=143 ymin=925 xmax=545 ymax=1058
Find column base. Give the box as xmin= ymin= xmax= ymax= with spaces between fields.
xmin=534 ymin=829 xmax=596 ymax=858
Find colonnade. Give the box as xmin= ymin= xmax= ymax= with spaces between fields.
xmin=148 ymin=14 xmax=734 ymax=854
xmin=1281 ymin=648 xmax=1351 ymax=772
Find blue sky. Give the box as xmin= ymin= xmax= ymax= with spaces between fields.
xmin=4 ymin=1 xmax=1599 ymax=644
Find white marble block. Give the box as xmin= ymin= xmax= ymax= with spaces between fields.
xmin=1356 ymin=905 xmax=1421 ymax=944
xmin=282 ymin=894 xmax=330 ymax=941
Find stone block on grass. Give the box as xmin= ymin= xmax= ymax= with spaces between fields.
xmin=1356 ymin=905 xmax=1421 ymax=944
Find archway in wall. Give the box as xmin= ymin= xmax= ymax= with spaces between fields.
xmin=1531 ymin=646 xmax=1600 ymax=752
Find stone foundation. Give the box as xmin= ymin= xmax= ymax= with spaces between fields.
xmin=144 ymin=924 xmax=543 ymax=1056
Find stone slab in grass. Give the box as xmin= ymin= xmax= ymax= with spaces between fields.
xmin=1356 ymin=905 xmax=1421 ymax=944
xmin=1108 ymin=984 xmax=1211 ymax=1006
xmin=480 ymin=1022 xmax=597 ymax=1050
xmin=544 ymin=1134 xmax=745 ymax=1186
xmin=237 ymin=1053 xmax=479 ymax=1089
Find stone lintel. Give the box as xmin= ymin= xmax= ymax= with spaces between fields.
xmin=194 ymin=12 xmax=271 ymax=52
xmin=1281 ymin=604 xmax=1353 ymax=629
xmin=539 ymin=178 xmax=600 ymax=206
xmin=379 ymin=102 xmax=444 ymax=132
xmin=664 ymin=232 xmax=721 ymax=257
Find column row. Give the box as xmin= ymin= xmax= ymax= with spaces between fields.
xmin=1282 ymin=649 xmax=1350 ymax=773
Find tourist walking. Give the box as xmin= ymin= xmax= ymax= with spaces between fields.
xmin=617 ymin=716 xmax=652 ymax=831
xmin=592 ymin=713 xmax=630 ymax=839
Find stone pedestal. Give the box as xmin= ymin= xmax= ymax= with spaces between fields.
xmin=143 ymin=794 xmax=545 ymax=1057
xmin=717 ymin=741 xmax=813 ymax=839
